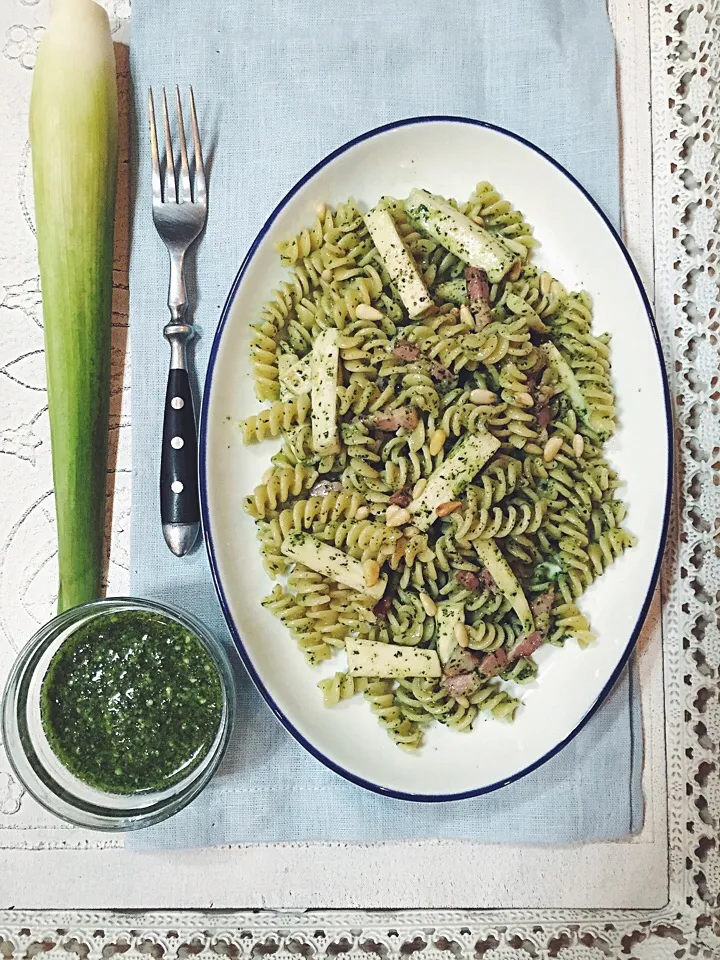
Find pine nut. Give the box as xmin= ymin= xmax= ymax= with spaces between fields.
xmin=469 ymin=388 xmax=497 ymax=405
xmin=543 ymin=435 xmax=563 ymax=462
xmin=516 ymin=391 xmax=534 ymax=408
xmin=459 ymin=304 xmax=474 ymax=328
xmin=538 ymin=383 xmax=554 ymax=401
xmin=355 ymin=505 xmax=370 ymax=520
xmin=412 ymin=477 xmax=428 ymax=499
xmin=455 ymin=695 xmax=470 ymax=709
xmin=321 ymin=268 xmax=333 ymax=282
xmin=454 ymin=622 xmax=469 ymax=648
xmin=572 ymin=433 xmax=584 ymax=457
xmin=429 ymin=428 xmax=447 ymax=456
xmin=404 ymin=525 xmax=420 ymax=538
xmin=419 ymin=591 xmax=437 ymax=617
xmin=363 ymin=559 xmax=380 ymax=588
xmin=508 ymin=259 xmax=522 ymax=281
xmin=314 ymin=202 xmax=327 ymax=219
xmin=436 ymin=500 xmax=462 ymax=517
xmin=392 ymin=537 xmax=407 ymax=564
xmin=386 ymin=504 xmax=411 ymax=527
xmin=355 ymin=303 xmax=384 ymax=321
xmin=471 ymin=215 xmax=485 ymax=226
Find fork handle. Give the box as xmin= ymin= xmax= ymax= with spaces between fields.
xmin=160 ymin=325 xmax=200 ymax=556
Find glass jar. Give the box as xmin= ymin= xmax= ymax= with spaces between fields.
xmin=1 ymin=597 xmax=236 ymax=831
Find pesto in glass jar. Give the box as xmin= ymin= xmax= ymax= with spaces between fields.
xmin=40 ymin=609 xmax=224 ymax=794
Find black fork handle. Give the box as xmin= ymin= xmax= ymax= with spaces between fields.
xmin=160 ymin=365 xmax=200 ymax=555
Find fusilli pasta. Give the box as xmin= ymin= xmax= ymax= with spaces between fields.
xmin=239 ymin=181 xmax=633 ymax=750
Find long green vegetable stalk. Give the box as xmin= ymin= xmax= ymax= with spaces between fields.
xmin=30 ymin=0 xmax=118 ymax=612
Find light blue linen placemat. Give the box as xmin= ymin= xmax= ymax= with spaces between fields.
xmin=128 ymin=0 xmax=643 ymax=848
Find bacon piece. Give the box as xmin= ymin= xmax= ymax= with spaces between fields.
xmin=536 ymin=403 xmax=553 ymax=428
xmin=478 ymin=648 xmax=509 ymax=677
xmin=512 ymin=561 xmax=533 ymax=584
xmin=508 ymin=631 xmax=543 ymax=661
xmin=465 ymin=266 xmax=492 ymax=330
xmin=474 ymin=308 xmax=492 ymax=331
xmin=388 ymin=488 xmax=412 ymax=508
xmin=455 ymin=570 xmax=481 ymax=592
xmin=430 ymin=361 xmax=453 ymax=382
xmin=373 ymin=407 xmax=419 ymax=432
xmin=372 ymin=597 xmax=392 ymax=619
xmin=443 ymin=646 xmax=482 ymax=677
xmin=479 ymin=568 xmax=497 ymax=592
xmin=531 ymin=587 xmax=555 ymax=622
xmin=442 ymin=672 xmax=481 ymax=698
xmin=465 ymin=266 xmax=490 ymax=303
xmin=533 ymin=380 xmax=554 ymax=428
xmin=531 ymin=587 xmax=555 ymax=637
xmin=392 ymin=340 xmax=421 ymax=362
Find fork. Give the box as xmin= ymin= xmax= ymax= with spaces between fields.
xmin=149 ymin=87 xmax=207 ymax=556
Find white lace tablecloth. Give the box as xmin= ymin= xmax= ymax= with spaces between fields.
xmin=1 ymin=0 xmax=719 ymax=956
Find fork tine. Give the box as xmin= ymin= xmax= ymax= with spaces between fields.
xmin=189 ymin=87 xmax=206 ymax=204
xmin=175 ymin=87 xmax=192 ymax=203
xmin=148 ymin=89 xmax=162 ymax=203
xmin=161 ymin=87 xmax=177 ymax=203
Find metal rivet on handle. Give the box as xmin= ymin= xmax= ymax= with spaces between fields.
xmin=171 ymin=480 xmax=184 ymax=493
xmin=171 ymin=436 xmax=184 ymax=449
xmin=171 ymin=396 xmax=184 ymax=409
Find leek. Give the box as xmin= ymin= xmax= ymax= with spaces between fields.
xmin=30 ymin=0 xmax=118 ymax=611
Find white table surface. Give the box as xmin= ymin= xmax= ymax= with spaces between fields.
xmin=0 ymin=0 xmax=678 ymax=916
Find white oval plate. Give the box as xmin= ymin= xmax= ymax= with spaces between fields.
xmin=200 ymin=118 xmax=671 ymax=801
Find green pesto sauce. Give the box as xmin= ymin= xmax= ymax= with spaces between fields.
xmin=40 ymin=610 xmax=223 ymax=795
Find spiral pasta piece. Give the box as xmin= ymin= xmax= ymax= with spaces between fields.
xmin=239 ymin=395 xmax=311 ymax=443
xmin=464 ymin=180 xmax=536 ymax=259
xmin=318 ymin=517 xmax=401 ymax=562
xmin=469 ymin=457 xmax=524 ymax=508
xmin=548 ymin=293 xmax=616 ymax=438
xmin=262 ymin=585 xmax=333 ymax=666
xmin=467 ymin=620 xmax=519 ymax=652
xmin=492 ymin=264 xmax=567 ymax=319
xmin=391 ymin=372 xmax=440 ymax=417
xmin=469 ymin=683 xmax=520 ymax=719
xmin=397 ymin=678 xmax=456 ymax=722
xmin=243 ymin=463 xmax=318 ymax=520
xmin=318 ymin=672 xmax=369 ymax=707
xmin=250 ymin=268 xmax=313 ymax=401
xmin=275 ymin=491 xmax=365 ymax=537
xmin=255 ymin=521 xmax=287 ymax=578
xmin=275 ymin=215 xmax=326 ymax=264
xmin=447 ymin=495 xmax=546 ymax=546
xmin=550 ymin=600 xmax=595 ymax=648
xmin=365 ymin=680 xmax=424 ymax=749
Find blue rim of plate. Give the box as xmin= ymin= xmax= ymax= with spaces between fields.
xmin=199 ymin=115 xmax=674 ymax=803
